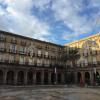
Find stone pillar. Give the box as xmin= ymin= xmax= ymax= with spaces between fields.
xmin=41 ymin=70 xmax=44 ymax=85
xmin=81 ymin=72 xmax=85 ymax=84
xmin=3 ymin=71 xmax=7 ymax=85
xmin=48 ymin=72 xmax=51 ymax=85
xmin=33 ymin=71 xmax=36 ymax=84
xmin=14 ymin=71 xmax=18 ymax=85
xmin=55 ymin=72 xmax=58 ymax=85
xmin=90 ymin=71 xmax=94 ymax=85
xmin=24 ymin=71 xmax=27 ymax=85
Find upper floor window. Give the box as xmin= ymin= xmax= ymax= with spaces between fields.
xmin=0 ymin=53 xmax=5 ymax=62
xmin=0 ymin=43 xmax=4 ymax=48
xmin=19 ymin=46 xmax=26 ymax=52
xmin=9 ymin=55 xmax=15 ymax=63
xmin=45 ymin=51 xmax=48 ymax=56
xmin=0 ymin=34 xmax=5 ymax=41
xmin=93 ymin=57 xmax=97 ymax=64
xmin=11 ymin=37 xmax=17 ymax=44
xmin=19 ymin=56 xmax=25 ymax=64
xmin=38 ymin=50 xmax=41 ymax=54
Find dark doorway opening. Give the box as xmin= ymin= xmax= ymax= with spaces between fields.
xmin=0 ymin=70 xmax=3 ymax=84
xmin=27 ymin=71 xmax=33 ymax=85
xmin=6 ymin=71 xmax=14 ymax=85
xmin=17 ymin=71 xmax=24 ymax=85
xmin=44 ymin=72 xmax=48 ymax=85
xmin=36 ymin=72 xmax=41 ymax=84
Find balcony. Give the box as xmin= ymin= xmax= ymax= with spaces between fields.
xmin=11 ymin=39 xmax=17 ymax=44
xmin=44 ymin=55 xmax=49 ymax=58
xmin=37 ymin=54 xmax=43 ymax=58
xmin=19 ymin=51 xmax=26 ymax=55
xmin=28 ymin=52 xmax=35 ymax=57
xmin=9 ymin=49 xmax=17 ymax=54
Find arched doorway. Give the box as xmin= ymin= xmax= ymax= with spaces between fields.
xmin=44 ymin=72 xmax=48 ymax=85
xmin=66 ymin=72 xmax=72 ymax=84
xmin=96 ymin=72 xmax=100 ymax=85
xmin=27 ymin=71 xmax=33 ymax=85
xmin=0 ymin=70 xmax=3 ymax=84
xmin=85 ymin=72 xmax=90 ymax=85
xmin=51 ymin=72 xmax=55 ymax=84
xmin=17 ymin=71 xmax=24 ymax=85
xmin=77 ymin=72 xmax=82 ymax=84
xmin=36 ymin=72 xmax=41 ymax=84
xmin=57 ymin=73 xmax=61 ymax=84
xmin=70 ymin=72 xmax=75 ymax=84
xmin=6 ymin=71 xmax=14 ymax=85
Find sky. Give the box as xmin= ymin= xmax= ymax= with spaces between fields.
xmin=0 ymin=0 xmax=100 ymax=45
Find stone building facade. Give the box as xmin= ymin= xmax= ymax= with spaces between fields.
xmin=0 ymin=30 xmax=65 ymax=85
xmin=0 ymin=30 xmax=100 ymax=85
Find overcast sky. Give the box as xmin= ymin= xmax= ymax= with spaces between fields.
xmin=0 ymin=0 xmax=100 ymax=45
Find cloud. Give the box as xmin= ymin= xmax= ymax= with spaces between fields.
xmin=0 ymin=0 xmax=52 ymax=41
xmin=52 ymin=0 xmax=100 ymax=40
xmin=32 ymin=0 xmax=51 ymax=11
xmin=0 ymin=0 xmax=100 ymax=44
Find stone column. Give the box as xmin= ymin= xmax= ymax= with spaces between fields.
xmin=48 ymin=72 xmax=51 ymax=85
xmin=14 ymin=71 xmax=18 ymax=85
xmin=33 ymin=71 xmax=36 ymax=84
xmin=41 ymin=70 xmax=44 ymax=85
xmin=3 ymin=70 xmax=7 ymax=85
xmin=24 ymin=71 xmax=27 ymax=85
xmin=81 ymin=72 xmax=85 ymax=84
xmin=90 ymin=71 xmax=94 ymax=85
xmin=55 ymin=72 xmax=58 ymax=85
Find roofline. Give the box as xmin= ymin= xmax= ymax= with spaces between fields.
xmin=64 ymin=32 xmax=100 ymax=46
xmin=0 ymin=30 xmax=63 ymax=47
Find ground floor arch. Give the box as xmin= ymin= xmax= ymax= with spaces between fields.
xmin=0 ymin=70 xmax=3 ymax=84
xmin=36 ymin=72 xmax=41 ymax=84
xmin=95 ymin=72 xmax=100 ymax=85
xmin=27 ymin=71 xmax=33 ymax=85
xmin=6 ymin=71 xmax=14 ymax=85
xmin=77 ymin=72 xmax=82 ymax=84
xmin=51 ymin=72 xmax=55 ymax=84
xmin=17 ymin=71 xmax=24 ymax=85
xmin=57 ymin=73 xmax=62 ymax=84
xmin=44 ymin=72 xmax=48 ymax=85
xmin=85 ymin=72 xmax=90 ymax=85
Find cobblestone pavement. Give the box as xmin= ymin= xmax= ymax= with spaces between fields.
xmin=0 ymin=86 xmax=100 ymax=100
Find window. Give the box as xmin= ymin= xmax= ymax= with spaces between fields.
xmin=37 ymin=59 xmax=42 ymax=66
xmin=38 ymin=50 xmax=41 ymax=54
xmin=19 ymin=46 xmax=26 ymax=54
xmin=9 ymin=55 xmax=15 ymax=63
xmin=29 ymin=58 xmax=34 ymax=65
xmin=0 ymin=34 xmax=5 ymax=40
xmin=19 ymin=56 xmax=25 ymax=64
xmin=45 ymin=60 xmax=50 ymax=66
xmin=93 ymin=57 xmax=97 ymax=64
xmin=0 ymin=43 xmax=5 ymax=51
xmin=0 ymin=53 xmax=5 ymax=62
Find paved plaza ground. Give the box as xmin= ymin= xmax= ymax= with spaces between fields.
xmin=0 ymin=86 xmax=100 ymax=100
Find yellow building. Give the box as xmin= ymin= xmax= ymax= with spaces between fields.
xmin=65 ymin=33 xmax=100 ymax=85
